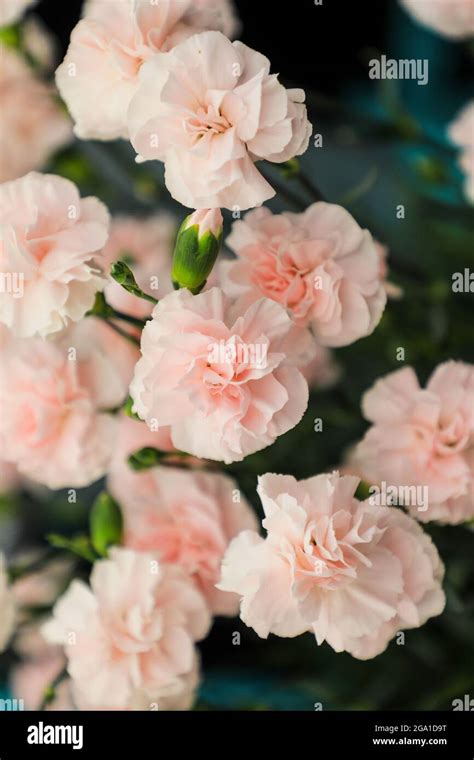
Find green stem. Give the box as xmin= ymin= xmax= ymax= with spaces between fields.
xmin=78 ymin=142 xmax=154 ymax=210
xmin=87 ymin=293 xmax=144 ymax=344
xmin=110 ymin=261 xmax=159 ymax=305
xmin=100 ymin=319 xmax=141 ymax=347
xmin=294 ymin=171 xmax=326 ymax=202
xmin=8 ymin=548 xmax=60 ymax=583
xmin=337 ymin=167 xmax=379 ymax=207
xmin=259 ymin=166 xmax=307 ymax=210
xmin=108 ymin=310 xmax=145 ymax=329
xmin=86 ymin=292 xmax=145 ymax=330
xmin=39 ymin=667 xmax=69 ymax=711
xmin=130 ymin=291 xmax=157 ymax=305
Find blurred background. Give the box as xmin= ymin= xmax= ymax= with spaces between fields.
xmin=1 ymin=0 xmax=473 ymax=710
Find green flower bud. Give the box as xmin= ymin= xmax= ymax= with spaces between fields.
xmin=171 ymin=208 xmax=223 ymax=294
xmin=110 ymin=260 xmax=158 ymax=304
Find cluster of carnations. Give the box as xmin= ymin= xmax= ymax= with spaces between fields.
xmin=0 ymin=0 xmax=473 ymax=712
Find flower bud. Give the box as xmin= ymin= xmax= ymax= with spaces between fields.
xmin=171 ymin=208 xmax=223 ymax=294
xmin=110 ymin=260 xmax=158 ymax=304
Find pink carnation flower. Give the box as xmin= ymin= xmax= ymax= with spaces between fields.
xmin=218 ymin=472 xmax=445 ymax=659
xmin=0 ymin=318 xmax=132 ymax=489
xmin=130 ymin=287 xmax=314 ymax=463
xmin=222 ymin=204 xmax=387 ymax=347
xmin=56 ymin=0 xmax=240 ymax=141
xmin=448 ymin=102 xmax=474 ymax=204
xmin=0 ymin=47 xmax=71 ymax=183
xmin=108 ymin=463 xmax=258 ymax=615
xmin=400 ymin=0 xmax=474 ymax=39
xmin=42 ymin=547 xmax=210 ymax=710
xmin=0 ymin=172 xmax=109 ymax=337
xmin=102 ymin=214 xmax=176 ymax=320
xmin=128 ymin=30 xmax=312 ymax=210
xmin=354 ymin=362 xmax=474 ymax=524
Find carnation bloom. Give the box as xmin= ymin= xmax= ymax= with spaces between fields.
xmin=128 ymin=31 xmax=312 ymax=210
xmin=353 ymin=362 xmax=474 ymax=524
xmin=108 ymin=464 xmax=258 ymax=615
xmin=130 ymin=287 xmax=314 ymax=463
xmin=12 ymin=640 xmax=195 ymax=710
xmin=218 ymin=472 xmax=445 ymax=659
xmin=222 ymin=204 xmax=387 ymax=347
xmin=42 ymin=547 xmax=210 ymax=710
xmin=0 ymin=46 xmax=71 ymax=183
xmin=0 ymin=553 xmax=15 ymax=652
xmin=399 ymin=0 xmax=474 ymax=39
xmin=0 ymin=0 xmax=36 ymax=27
xmin=129 ymin=659 xmax=199 ymax=711
xmin=448 ymin=102 xmax=474 ymax=204
xmin=56 ymin=0 xmax=240 ymax=140
xmin=0 ymin=318 xmax=132 ymax=489
xmin=102 ymin=213 xmax=176 ymax=319
xmin=0 ymin=172 xmax=109 ymax=337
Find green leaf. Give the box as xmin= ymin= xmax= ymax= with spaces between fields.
xmin=128 ymin=446 xmax=165 ymax=471
xmin=415 ymin=155 xmax=448 ymax=184
xmin=355 ymin=480 xmax=373 ymax=501
xmin=89 ymin=492 xmax=123 ymax=557
xmin=46 ymin=533 xmax=96 ymax=563
xmin=123 ymin=396 xmax=141 ymax=420
xmin=86 ymin=291 xmax=114 ymax=319
xmin=0 ymin=25 xmax=21 ymax=50
xmin=279 ymin=158 xmax=300 ymax=179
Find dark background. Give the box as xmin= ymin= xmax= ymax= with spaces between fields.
xmin=39 ymin=0 xmax=392 ymax=85
xmin=36 ymin=0 xmax=472 ymax=92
